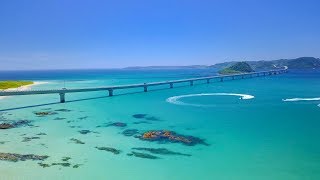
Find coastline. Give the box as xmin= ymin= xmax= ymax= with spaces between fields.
xmin=0 ymin=81 xmax=48 ymax=100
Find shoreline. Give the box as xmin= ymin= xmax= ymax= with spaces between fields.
xmin=0 ymin=81 xmax=49 ymax=100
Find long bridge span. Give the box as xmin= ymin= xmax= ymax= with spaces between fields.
xmin=0 ymin=69 xmax=287 ymax=103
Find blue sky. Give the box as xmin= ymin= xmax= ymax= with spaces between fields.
xmin=0 ymin=0 xmax=319 ymax=70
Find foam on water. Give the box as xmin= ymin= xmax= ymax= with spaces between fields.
xmin=166 ymin=93 xmax=254 ymax=107
xmin=282 ymin=97 xmax=320 ymax=102
xmin=282 ymin=97 xmax=320 ymax=108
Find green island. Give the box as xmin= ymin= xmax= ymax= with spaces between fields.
xmin=0 ymin=81 xmax=34 ymax=90
xmin=218 ymin=62 xmax=254 ymax=75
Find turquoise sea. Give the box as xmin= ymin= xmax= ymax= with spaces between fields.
xmin=0 ymin=68 xmax=320 ymax=180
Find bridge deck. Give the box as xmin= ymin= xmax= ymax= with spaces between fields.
xmin=0 ymin=69 xmax=287 ymax=102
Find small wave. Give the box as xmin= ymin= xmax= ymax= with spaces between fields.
xmin=282 ymin=97 xmax=320 ymax=102
xmin=166 ymin=93 xmax=254 ymax=107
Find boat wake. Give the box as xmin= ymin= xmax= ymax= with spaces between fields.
xmin=166 ymin=93 xmax=254 ymax=107
xmin=282 ymin=97 xmax=320 ymax=102
xmin=282 ymin=97 xmax=320 ymax=108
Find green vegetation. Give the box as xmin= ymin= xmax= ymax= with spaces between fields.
xmin=0 ymin=81 xmax=33 ymax=90
xmin=219 ymin=62 xmax=254 ymax=75
xmin=211 ymin=57 xmax=320 ymax=70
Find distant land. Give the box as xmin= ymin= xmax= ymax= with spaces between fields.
xmin=218 ymin=62 xmax=254 ymax=75
xmin=124 ymin=57 xmax=320 ymax=70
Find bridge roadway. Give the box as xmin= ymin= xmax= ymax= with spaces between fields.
xmin=0 ymin=69 xmax=287 ymax=103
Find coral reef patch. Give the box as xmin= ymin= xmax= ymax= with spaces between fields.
xmin=132 ymin=114 xmax=161 ymax=121
xmin=70 ymin=138 xmax=85 ymax=144
xmin=95 ymin=146 xmax=121 ymax=155
xmin=0 ymin=152 xmax=48 ymax=162
xmin=127 ymin=151 xmax=159 ymax=159
xmin=34 ymin=111 xmax=57 ymax=116
xmin=136 ymin=130 xmax=209 ymax=146
xmin=0 ymin=120 xmax=32 ymax=129
xmin=132 ymin=147 xmax=191 ymax=156
xmin=122 ymin=129 xmax=139 ymax=136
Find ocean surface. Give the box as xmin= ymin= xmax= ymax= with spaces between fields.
xmin=0 ymin=68 xmax=320 ymax=180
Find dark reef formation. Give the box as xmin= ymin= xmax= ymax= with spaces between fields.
xmin=0 ymin=152 xmax=48 ymax=162
xmin=55 ymin=109 xmax=72 ymax=112
xmin=133 ymin=121 xmax=151 ymax=125
xmin=22 ymin=136 xmax=40 ymax=142
xmin=78 ymin=116 xmax=88 ymax=120
xmin=95 ymin=146 xmax=121 ymax=155
xmin=132 ymin=147 xmax=191 ymax=157
xmin=132 ymin=114 xmax=161 ymax=121
xmin=0 ymin=120 xmax=32 ymax=129
xmin=127 ymin=151 xmax=159 ymax=159
xmin=78 ymin=130 xmax=99 ymax=134
xmin=34 ymin=111 xmax=58 ymax=116
xmin=122 ymin=129 xmax=139 ymax=136
xmin=136 ymin=130 xmax=209 ymax=146
xmin=97 ymin=122 xmax=127 ymax=128
xmin=54 ymin=117 xmax=66 ymax=121
xmin=70 ymin=138 xmax=85 ymax=144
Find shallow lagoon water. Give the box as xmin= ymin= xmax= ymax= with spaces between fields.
xmin=0 ymin=69 xmax=320 ymax=180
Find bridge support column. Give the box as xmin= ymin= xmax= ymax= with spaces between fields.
xmin=144 ymin=85 xmax=148 ymax=92
xmin=190 ymin=81 xmax=194 ymax=86
xmin=206 ymin=79 xmax=210 ymax=84
xmin=59 ymin=93 xmax=65 ymax=103
xmin=108 ymin=89 xmax=113 ymax=96
xmin=170 ymin=83 xmax=173 ymax=88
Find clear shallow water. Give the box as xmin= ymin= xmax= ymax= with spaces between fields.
xmin=0 ymin=69 xmax=320 ymax=180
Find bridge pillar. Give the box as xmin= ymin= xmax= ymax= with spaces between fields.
xmin=190 ymin=81 xmax=194 ymax=86
xmin=144 ymin=84 xmax=148 ymax=92
xmin=206 ymin=79 xmax=210 ymax=84
xmin=59 ymin=93 xmax=65 ymax=103
xmin=170 ymin=83 xmax=173 ymax=88
xmin=108 ymin=89 xmax=113 ymax=96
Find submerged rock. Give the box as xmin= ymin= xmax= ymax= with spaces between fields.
xmin=133 ymin=121 xmax=152 ymax=125
xmin=62 ymin=157 xmax=71 ymax=161
xmin=122 ymin=129 xmax=139 ymax=136
xmin=132 ymin=147 xmax=191 ymax=157
xmin=78 ymin=116 xmax=88 ymax=120
xmin=78 ymin=130 xmax=91 ymax=134
xmin=38 ymin=162 xmax=51 ymax=168
xmin=132 ymin=114 xmax=160 ymax=121
xmin=52 ymin=162 xmax=71 ymax=167
xmin=34 ymin=111 xmax=57 ymax=116
xmin=36 ymin=132 xmax=47 ymax=136
xmin=70 ymin=138 xmax=85 ymax=144
xmin=108 ymin=122 xmax=127 ymax=127
xmin=55 ymin=109 xmax=72 ymax=112
xmin=95 ymin=146 xmax=121 ymax=155
xmin=136 ymin=130 xmax=209 ymax=146
xmin=127 ymin=151 xmax=159 ymax=159
xmin=97 ymin=122 xmax=127 ymax=128
xmin=0 ymin=120 xmax=32 ymax=130
xmin=0 ymin=152 xmax=48 ymax=162
xmin=22 ymin=136 xmax=40 ymax=142
xmin=73 ymin=164 xmax=82 ymax=168
xmin=132 ymin=114 xmax=147 ymax=119
xmin=78 ymin=130 xmax=99 ymax=134
xmin=0 ymin=123 xmax=13 ymax=129
xmin=54 ymin=117 xmax=66 ymax=121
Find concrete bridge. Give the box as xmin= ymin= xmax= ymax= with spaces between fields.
xmin=0 ymin=69 xmax=287 ymax=103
